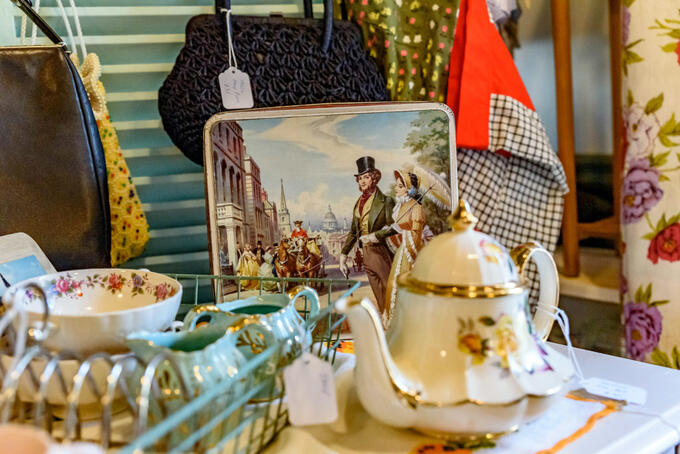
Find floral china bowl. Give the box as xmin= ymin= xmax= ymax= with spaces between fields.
xmin=2 ymin=269 xmax=182 ymax=355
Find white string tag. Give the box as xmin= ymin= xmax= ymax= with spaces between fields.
xmin=218 ymin=8 xmax=254 ymax=109
xmin=581 ymin=377 xmax=647 ymax=405
xmin=283 ymin=352 xmax=338 ymax=426
xmin=219 ymin=68 xmax=254 ymax=109
xmin=536 ymin=306 xmax=646 ymax=405
xmin=536 ymin=306 xmax=583 ymax=381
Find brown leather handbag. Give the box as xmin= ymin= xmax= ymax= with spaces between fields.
xmin=0 ymin=0 xmax=111 ymax=270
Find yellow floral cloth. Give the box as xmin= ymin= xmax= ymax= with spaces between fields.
xmin=75 ymin=53 xmax=149 ymax=266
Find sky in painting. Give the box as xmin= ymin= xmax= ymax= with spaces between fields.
xmin=240 ymin=111 xmax=438 ymax=228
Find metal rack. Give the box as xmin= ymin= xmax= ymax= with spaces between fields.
xmin=0 ymin=274 xmax=359 ymax=453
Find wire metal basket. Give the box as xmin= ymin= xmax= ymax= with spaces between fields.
xmin=0 ymin=274 xmax=359 ymax=453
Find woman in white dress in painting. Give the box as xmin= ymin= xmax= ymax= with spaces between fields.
xmin=383 ymin=164 xmax=451 ymax=328
xmin=236 ymin=244 xmax=260 ymax=290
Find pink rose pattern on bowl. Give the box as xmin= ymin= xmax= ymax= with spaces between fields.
xmin=621 ymin=3 xmax=680 ymax=368
xmin=26 ymin=272 xmax=177 ymax=303
xmin=5 ymin=269 xmax=183 ymax=355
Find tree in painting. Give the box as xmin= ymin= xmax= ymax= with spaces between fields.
xmin=403 ymin=110 xmax=452 ymax=235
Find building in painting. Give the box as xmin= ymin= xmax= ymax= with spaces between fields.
xmin=213 ymin=124 xmax=282 ymax=267
xmin=278 ymin=179 xmax=292 ymax=239
xmin=262 ymin=190 xmax=279 ymax=246
xmin=306 ymin=204 xmax=350 ymax=264
xmin=212 ymin=121 xmax=247 ymax=269
xmin=324 ymin=231 xmax=350 ymax=263
xmin=321 ymin=204 xmax=340 ymax=233
xmin=244 ymin=154 xmax=266 ymax=248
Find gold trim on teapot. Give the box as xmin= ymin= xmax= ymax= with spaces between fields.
xmin=397 ymin=273 xmax=527 ymax=299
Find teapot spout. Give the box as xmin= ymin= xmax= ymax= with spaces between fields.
xmin=336 ymin=298 xmax=417 ymax=428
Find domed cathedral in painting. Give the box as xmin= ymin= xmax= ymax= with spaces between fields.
xmin=322 ymin=204 xmax=340 ymax=233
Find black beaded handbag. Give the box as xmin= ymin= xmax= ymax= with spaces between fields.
xmin=158 ymin=0 xmax=389 ymax=165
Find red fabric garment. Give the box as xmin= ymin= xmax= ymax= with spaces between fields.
xmin=291 ymin=228 xmax=308 ymax=239
xmin=358 ymin=188 xmax=376 ymax=214
xmin=446 ymin=0 xmax=534 ymax=152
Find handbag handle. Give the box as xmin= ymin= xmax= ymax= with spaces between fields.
xmin=9 ymin=0 xmax=64 ymax=46
xmin=302 ymin=0 xmax=313 ymax=18
xmin=215 ymin=0 xmax=333 ymax=53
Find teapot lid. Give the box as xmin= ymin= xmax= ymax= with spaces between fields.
xmin=399 ymin=200 xmax=524 ymax=297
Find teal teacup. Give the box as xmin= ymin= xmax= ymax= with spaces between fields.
xmin=126 ymin=322 xmax=269 ymax=448
xmin=127 ymin=326 xmax=243 ymax=390
xmin=183 ymin=286 xmax=320 ymax=363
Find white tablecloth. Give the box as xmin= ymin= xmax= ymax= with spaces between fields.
xmin=265 ymin=344 xmax=680 ymax=454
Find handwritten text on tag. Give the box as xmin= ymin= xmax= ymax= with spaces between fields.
xmin=218 ymin=67 xmax=254 ymax=109
xmin=283 ymin=353 xmax=338 ymax=426
xmin=581 ymin=377 xmax=647 ymax=405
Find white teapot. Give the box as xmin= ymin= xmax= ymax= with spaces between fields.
xmin=337 ymin=200 xmax=574 ymax=440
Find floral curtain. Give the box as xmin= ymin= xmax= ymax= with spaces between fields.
xmin=621 ymin=0 xmax=680 ymax=367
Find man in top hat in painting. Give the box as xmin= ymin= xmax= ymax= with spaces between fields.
xmin=252 ymin=240 xmax=266 ymax=265
xmin=340 ymin=156 xmax=395 ymax=314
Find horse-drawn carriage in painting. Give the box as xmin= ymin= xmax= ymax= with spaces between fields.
xmin=274 ymin=236 xmax=325 ymax=282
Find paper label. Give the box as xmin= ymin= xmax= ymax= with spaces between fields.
xmin=581 ymin=377 xmax=647 ymax=405
xmin=283 ymin=352 xmax=338 ymax=425
xmin=218 ymin=67 xmax=254 ymax=109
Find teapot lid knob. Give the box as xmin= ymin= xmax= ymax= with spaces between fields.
xmin=448 ymin=199 xmax=478 ymax=232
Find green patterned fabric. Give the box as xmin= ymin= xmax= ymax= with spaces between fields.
xmin=337 ymin=0 xmax=460 ymax=102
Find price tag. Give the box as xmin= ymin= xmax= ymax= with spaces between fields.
xmin=581 ymin=377 xmax=647 ymax=405
xmin=218 ymin=67 xmax=254 ymax=110
xmin=283 ymin=352 xmax=338 ymax=426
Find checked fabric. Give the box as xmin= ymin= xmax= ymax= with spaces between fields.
xmin=469 ymin=94 xmax=567 ymax=255
xmin=458 ymin=95 xmax=567 ymax=302
xmin=448 ymin=0 xmax=568 ymax=304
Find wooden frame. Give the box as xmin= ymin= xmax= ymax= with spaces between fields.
xmin=551 ymin=0 xmax=623 ymax=277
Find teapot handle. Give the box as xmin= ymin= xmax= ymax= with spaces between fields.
xmin=183 ymin=305 xmax=276 ymax=357
xmin=183 ymin=304 xmax=232 ymax=331
xmin=510 ymin=242 xmax=559 ymax=341
xmin=287 ymin=286 xmax=320 ymax=321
